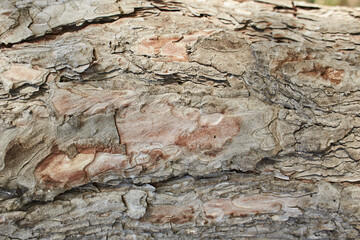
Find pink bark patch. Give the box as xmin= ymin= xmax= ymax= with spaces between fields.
xmin=116 ymin=102 xmax=198 ymax=148
xmin=321 ymin=67 xmax=343 ymax=85
xmin=177 ymin=116 xmax=241 ymax=152
xmin=2 ymin=65 xmax=48 ymax=90
xmin=135 ymin=31 xmax=213 ymax=62
xmin=204 ymin=194 xmax=298 ymax=220
xmin=116 ymin=101 xmax=241 ymax=155
xmin=36 ymin=148 xmax=135 ymax=188
xmin=35 ymin=149 xmax=95 ymax=188
xmin=51 ymin=88 xmax=136 ymax=116
xmin=141 ymin=205 xmax=195 ymax=224
xmin=85 ymin=152 xmax=130 ymax=177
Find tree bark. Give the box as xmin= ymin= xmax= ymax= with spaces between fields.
xmin=1 ymin=0 xmax=360 ymax=239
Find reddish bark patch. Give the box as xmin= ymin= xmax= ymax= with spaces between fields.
xmin=321 ymin=67 xmax=343 ymax=85
xmin=3 ymin=65 xmax=45 ymax=82
xmin=75 ymin=144 xmax=124 ymax=154
xmin=117 ymin=101 xmax=241 ymax=159
xmin=141 ymin=205 xmax=195 ymax=224
xmin=36 ymin=145 xmax=134 ymax=188
xmin=148 ymin=148 xmax=168 ymax=161
xmin=136 ymin=31 xmax=212 ymax=62
xmin=299 ymin=66 xmax=343 ymax=85
xmin=85 ymin=152 xmax=130 ymax=178
xmin=51 ymin=88 xmax=135 ymax=116
xmin=176 ymin=116 xmax=241 ymax=152
xmin=140 ymin=35 xmax=182 ymax=54
xmin=2 ymin=65 xmax=48 ymax=90
xmin=272 ymin=51 xmax=310 ymax=72
xmin=204 ymin=199 xmax=236 ymax=219
xmin=116 ymin=102 xmax=198 ymax=147
xmin=34 ymin=149 xmax=96 ymax=189
xmin=204 ymin=194 xmax=298 ymax=220
xmin=137 ymin=35 xmax=187 ymax=62
xmin=1 ymin=11 xmax=15 ymax=17
xmin=161 ymin=42 xmax=188 ymax=62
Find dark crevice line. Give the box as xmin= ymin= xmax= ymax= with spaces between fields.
xmin=113 ymin=109 xmax=122 ymax=145
xmin=5 ymin=169 xmax=262 ymax=211
xmin=0 ymin=8 xmax=157 ymax=49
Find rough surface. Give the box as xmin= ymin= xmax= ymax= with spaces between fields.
xmin=1 ymin=0 xmax=360 ymax=239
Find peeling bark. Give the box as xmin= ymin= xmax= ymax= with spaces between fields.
xmin=1 ymin=0 xmax=360 ymax=239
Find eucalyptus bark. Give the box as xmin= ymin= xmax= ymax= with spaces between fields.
xmin=1 ymin=0 xmax=360 ymax=239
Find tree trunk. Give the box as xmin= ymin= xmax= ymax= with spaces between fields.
xmin=1 ymin=0 xmax=360 ymax=238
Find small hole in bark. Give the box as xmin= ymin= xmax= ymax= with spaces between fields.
xmin=214 ymin=135 xmax=216 ymax=138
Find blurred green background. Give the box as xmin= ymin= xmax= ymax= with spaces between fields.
xmin=301 ymin=0 xmax=360 ymax=6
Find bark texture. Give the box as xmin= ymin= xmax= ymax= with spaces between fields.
xmin=1 ymin=0 xmax=360 ymax=239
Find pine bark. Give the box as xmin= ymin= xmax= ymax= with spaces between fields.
xmin=1 ymin=0 xmax=360 ymax=239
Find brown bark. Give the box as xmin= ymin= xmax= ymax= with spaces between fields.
xmin=1 ymin=0 xmax=360 ymax=239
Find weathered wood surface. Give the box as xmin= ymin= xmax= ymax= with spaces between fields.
xmin=1 ymin=0 xmax=360 ymax=239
